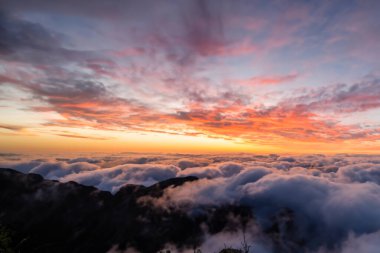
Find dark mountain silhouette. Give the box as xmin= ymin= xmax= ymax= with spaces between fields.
xmin=0 ymin=168 xmax=253 ymax=253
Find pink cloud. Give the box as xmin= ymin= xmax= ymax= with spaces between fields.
xmin=236 ymin=73 xmax=298 ymax=86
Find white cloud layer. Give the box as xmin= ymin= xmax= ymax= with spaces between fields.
xmin=1 ymin=153 xmax=380 ymax=252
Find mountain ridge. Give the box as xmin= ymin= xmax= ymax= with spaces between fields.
xmin=0 ymin=168 xmax=252 ymax=253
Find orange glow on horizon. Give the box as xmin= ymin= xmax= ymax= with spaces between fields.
xmin=2 ymin=125 xmax=380 ymax=155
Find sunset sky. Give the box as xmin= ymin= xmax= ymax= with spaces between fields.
xmin=1 ymin=0 xmax=380 ymax=153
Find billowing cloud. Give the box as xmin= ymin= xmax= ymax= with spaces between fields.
xmin=62 ymin=164 xmax=180 ymax=192
xmin=341 ymin=231 xmax=380 ymax=253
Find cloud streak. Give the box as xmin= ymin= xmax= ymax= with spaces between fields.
xmin=237 ymin=73 xmax=299 ymax=86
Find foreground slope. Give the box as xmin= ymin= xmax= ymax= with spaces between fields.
xmin=0 ymin=168 xmax=251 ymax=253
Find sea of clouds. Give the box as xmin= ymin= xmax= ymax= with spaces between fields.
xmin=1 ymin=152 xmax=380 ymax=253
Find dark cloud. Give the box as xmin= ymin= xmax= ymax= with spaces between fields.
xmin=0 ymin=12 xmax=59 ymax=54
xmin=0 ymin=12 xmax=91 ymax=64
xmin=55 ymin=133 xmax=109 ymax=140
xmin=180 ymin=0 xmax=225 ymax=57
xmin=282 ymin=77 xmax=380 ymax=114
xmin=20 ymin=76 xmax=150 ymax=129
xmin=0 ymin=0 xmax=154 ymax=20
xmin=0 ymin=124 xmax=24 ymax=131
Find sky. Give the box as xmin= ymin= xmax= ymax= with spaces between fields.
xmin=0 ymin=0 xmax=380 ymax=154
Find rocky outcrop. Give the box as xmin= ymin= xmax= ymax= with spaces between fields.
xmin=0 ymin=168 xmax=252 ymax=253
